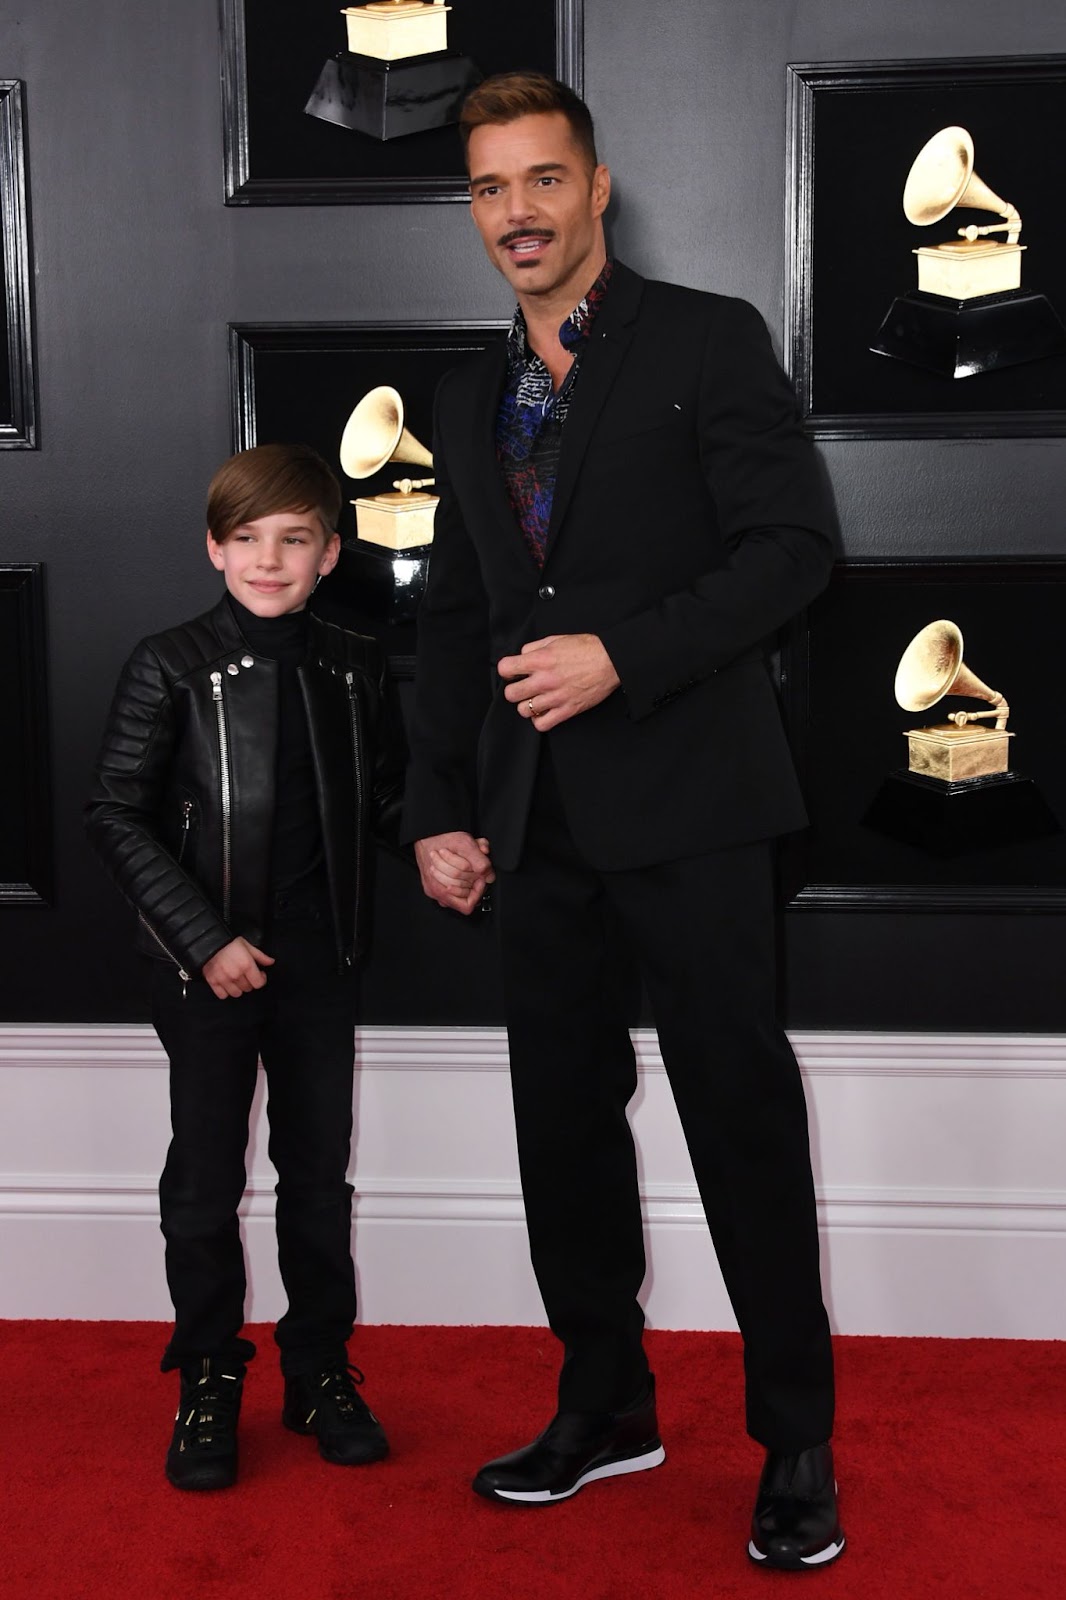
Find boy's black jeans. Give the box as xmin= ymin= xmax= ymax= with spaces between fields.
xmin=151 ymin=888 xmax=358 ymax=1378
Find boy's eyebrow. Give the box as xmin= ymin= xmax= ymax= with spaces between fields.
xmin=469 ymin=160 xmax=568 ymax=188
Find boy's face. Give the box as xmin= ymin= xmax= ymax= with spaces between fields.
xmin=206 ymin=509 xmax=340 ymax=617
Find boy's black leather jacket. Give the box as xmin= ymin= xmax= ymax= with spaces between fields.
xmin=85 ymin=596 xmax=405 ymax=978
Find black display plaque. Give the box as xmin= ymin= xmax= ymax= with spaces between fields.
xmin=786 ymin=55 xmax=1066 ymax=439
xmin=0 ymin=566 xmax=52 ymax=904
xmin=1 ymin=81 xmax=36 ymax=448
xmin=783 ymin=562 xmax=1066 ymax=911
xmin=221 ymin=0 xmax=584 ymax=205
xmin=229 ymin=319 xmax=508 ymax=666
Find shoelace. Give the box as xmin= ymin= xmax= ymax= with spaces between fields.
xmin=177 ymin=1372 xmax=241 ymax=1450
xmin=305 ymin=1362 xmax=369 ymax=1425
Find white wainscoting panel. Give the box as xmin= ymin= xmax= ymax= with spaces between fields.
xmin=1 ymin=1026 xmax=1064 ymax=1336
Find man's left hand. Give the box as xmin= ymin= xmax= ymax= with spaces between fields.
xmin=498 ymin=633 xmax=620 ymax=732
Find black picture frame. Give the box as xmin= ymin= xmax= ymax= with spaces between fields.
xmin=229 ymin=319 xmax=508 ymax=667
xmin=1 ymin=81 xmax=36 ymax=448
xmin=782 ymin=561 xmax=1066 ymax=912
xmin=220 ymin=0 xmax=584 ymax=205
xmin=0 ymin=566 xmax=52 ymax=905
xmin=786 ymin=55 xmax=1066 ymax=440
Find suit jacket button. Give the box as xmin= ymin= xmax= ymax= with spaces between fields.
xmin=538 ymin=583 xmax=556 ymax=600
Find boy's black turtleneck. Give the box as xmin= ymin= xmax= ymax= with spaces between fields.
xmin=226 ymin=593 xmax=324 ymax=898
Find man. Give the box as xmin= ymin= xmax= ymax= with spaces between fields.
xmin=403 ymin=72 xmax=844 ymax=1570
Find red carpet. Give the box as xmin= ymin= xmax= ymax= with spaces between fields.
xmin=4 ymin=1322 xmax=1065 ymax=1598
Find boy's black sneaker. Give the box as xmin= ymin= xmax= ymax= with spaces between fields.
xmin=165 ymin=1359 xmax=244 ymax=1491
xmin=282 ymin=1362 xmax=389 ymax=1465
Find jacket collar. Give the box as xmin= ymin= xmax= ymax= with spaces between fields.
xmin=208 ymin=592 xmax=247 ymax=651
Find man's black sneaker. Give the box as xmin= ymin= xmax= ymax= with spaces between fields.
xmin=282 ymin=1362 xmax=389 ymax=1465
xmin=748 ymin=1443 xmax=845 ymax=1569
xmin=472 ymin=1378 xmax=665 ymax=1504
xmin=165 ymin=1359 xmax=244 ymax=1491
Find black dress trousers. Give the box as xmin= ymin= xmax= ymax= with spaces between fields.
xmin=495 ymin=742 xmax=834 ymax=1452
xmin=151 ymin=892 xmax=359 ymax=1377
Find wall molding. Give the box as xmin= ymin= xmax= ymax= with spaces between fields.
xmin=2 ymin=1025 xmax=1064 ymax=1333
xmin=2 ymin=1023 xmax=1065 ymax=1077
xmin=3 ymin=1171 xmax=1064 ymax=1235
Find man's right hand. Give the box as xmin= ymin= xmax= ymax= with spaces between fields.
xmin=415 ymin=832 xmax=495 ymax=915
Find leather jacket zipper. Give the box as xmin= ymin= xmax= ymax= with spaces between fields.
xmin=210 ymin=671 xmax=233 ymax=922
xmin=345 ymin=670 xmax=363 ymax=970
xmin=176 ymin=798 xmax=193 ymax=864
xmin=139 ymin=915 xmax=190 ymax=996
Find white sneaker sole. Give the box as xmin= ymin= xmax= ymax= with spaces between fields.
xmin=748 ymin=1534 xmax=846 ymax=1568
xmin=491 ymin=1443 xmax=666 ymax=1503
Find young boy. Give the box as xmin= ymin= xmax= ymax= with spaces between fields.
xmin=86 ymin=443 xmax=418 ymax=1490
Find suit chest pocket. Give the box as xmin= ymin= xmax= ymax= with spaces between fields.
xmin=594 ymin=403 xmax=688 ymax=450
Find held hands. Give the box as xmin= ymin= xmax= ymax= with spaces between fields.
xmin=498 ymin=634 xmax=620 ymax=732
xmin=414 ymin=832 xmax=495 ymax=916
xmin=202 ymin=937 xmax=275 ymax=999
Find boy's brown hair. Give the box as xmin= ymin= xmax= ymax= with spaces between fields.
xmin=459 ymin=71 xmax=598 ymax=174
xmin=207 ymin=443 xmax=342 ymax=543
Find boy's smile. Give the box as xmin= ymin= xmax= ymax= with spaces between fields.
xmin=206 ymin=510 xmax=340 ymax=617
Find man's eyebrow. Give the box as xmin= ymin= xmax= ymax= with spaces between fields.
xmin=468 ymin=160 xmax=568 ymax=187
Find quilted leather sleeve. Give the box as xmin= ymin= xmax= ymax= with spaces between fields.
xmin=85 ymin=639 xmax=231 ymax=976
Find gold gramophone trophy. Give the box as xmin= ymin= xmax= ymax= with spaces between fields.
xmin=861 ymin=617 xmax=1058 ymax=856
xmin=871 ymin=126 xmax=1066 ymax=378
xmin=895 ymin=620 xmax=1011 ymax=782
xmin=340 ymin=385 xmax=438 ymax=550
xmin=305 ymin=1 xmax=481 ymax=142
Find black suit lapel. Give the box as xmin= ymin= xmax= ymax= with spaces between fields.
xmin=543 ymin=261 xmax=645 ymax=563
xmin=461 ymin=341 xmax=528 ymax=552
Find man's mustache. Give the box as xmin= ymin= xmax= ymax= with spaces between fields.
xmin=496 ymin=229 xmax=555 ymax=248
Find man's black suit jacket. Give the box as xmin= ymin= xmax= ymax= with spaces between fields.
xmin=402 ymin=260 xmax=837 ymax=873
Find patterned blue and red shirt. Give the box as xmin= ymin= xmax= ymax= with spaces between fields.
xmin=495 ymin=259 xmax=614 ymax=568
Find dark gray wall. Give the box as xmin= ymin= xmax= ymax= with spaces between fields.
xmin=1 ymin=0 xmax=1064 ymax=1025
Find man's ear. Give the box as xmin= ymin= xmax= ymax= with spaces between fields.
xmin=591 ymin=162 xmax=611 ymax=218
xmin=206 ymin=529 xmax=226 ymax=571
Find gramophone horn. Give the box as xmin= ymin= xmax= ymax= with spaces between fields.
xmin=902 ymin=126 xmax=1015 ymax=228
xmin=340 ymin=385 xmax=434 ymax=480
xmin=894 ymin=619 xmax=1001 ymax=713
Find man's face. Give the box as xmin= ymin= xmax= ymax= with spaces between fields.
xmin=467 ymin=111 xmax=610 ymax=304
xmin=206 ymin=509 xmax=340 ymax=617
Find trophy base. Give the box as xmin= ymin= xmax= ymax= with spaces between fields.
xmin=329 ymin=538 xmax=432 ymax=628
xmin=354 ymin=493 xmax=437 ymax=549
xmin=905 ymin=723 xmax=1012 ymax=783
xmin=305 ymin=50 xmax=482 ymax=141
xmin=870 ymin=288 xmax=1066 ymax=379
xmin=862 ymin=769 xmax=1061 ymax=858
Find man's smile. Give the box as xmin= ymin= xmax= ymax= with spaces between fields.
xmin=498 ymin=230 xmax=555 ymax=263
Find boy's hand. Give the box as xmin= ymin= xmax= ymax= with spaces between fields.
xmin=202 ymin=937 xmax=275 ymax=999
xmin=415 ymin=833 xmax=494 ymax=916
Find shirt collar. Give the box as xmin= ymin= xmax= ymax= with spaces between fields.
xmin=506 ymin=257 xmax=614 ymax=368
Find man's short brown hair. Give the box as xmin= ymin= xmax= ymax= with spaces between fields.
xmin=459 ymin=71 xmax=597 ymax=174
xmin=206 ymin=443 xmax=342 ymax=543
